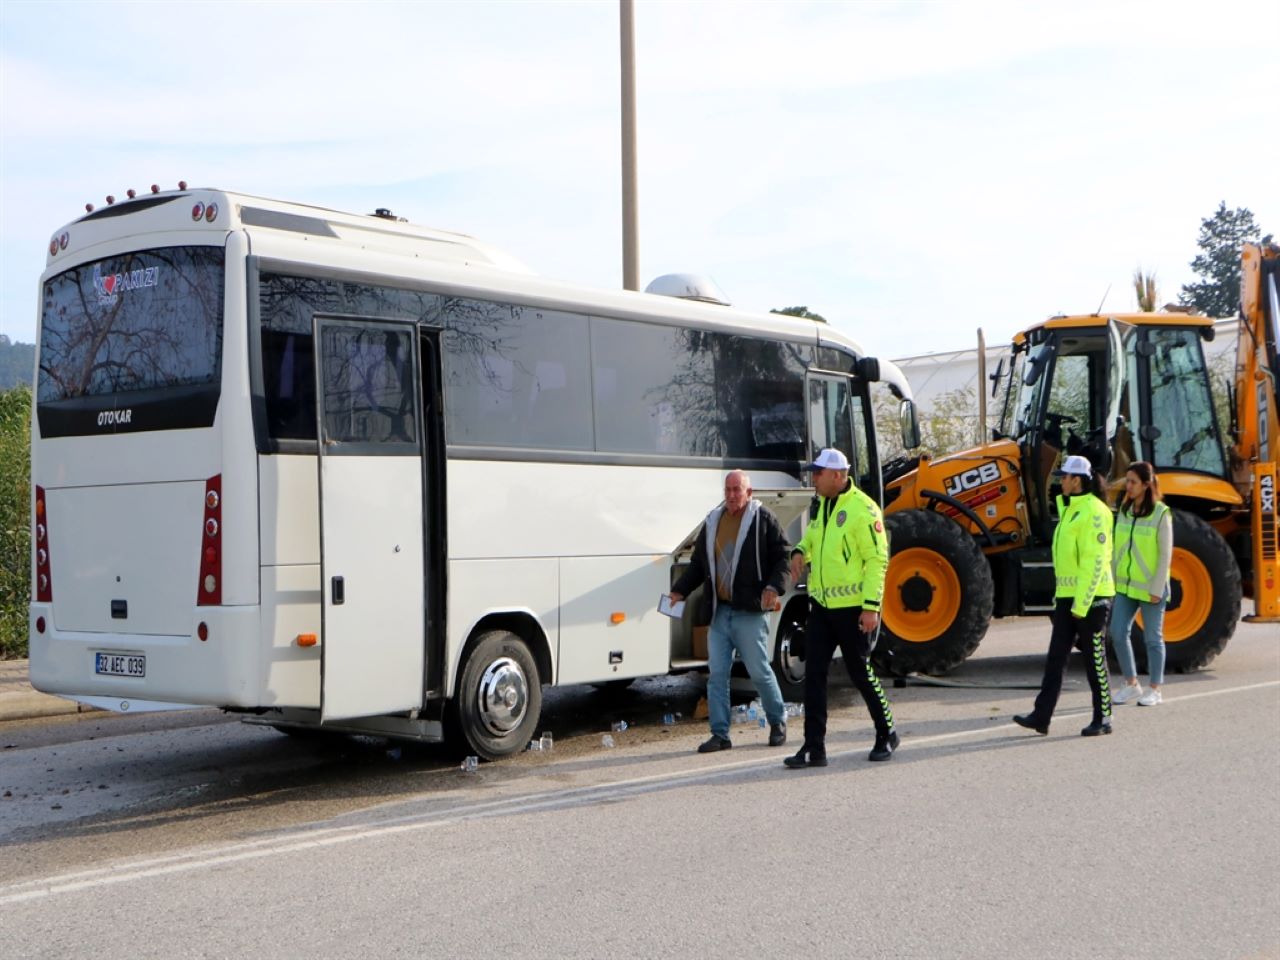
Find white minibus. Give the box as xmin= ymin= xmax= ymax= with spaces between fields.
xmin=29 ymin=187 xmax=917 ymax=758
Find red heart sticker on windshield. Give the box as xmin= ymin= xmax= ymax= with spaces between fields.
xmin=102 ymin=274 xmax=116 ymax=294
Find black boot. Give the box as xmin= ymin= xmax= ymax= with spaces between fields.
xmin=1081 ymin=719 xmax=1113 ymax=737
xmin=784 ymin=744 xmax=828 ymax=768
xmin=868 ymin=729 xmax=900 ymax=761
xmin=1013 ymin=714 xmax=1049 ymax=735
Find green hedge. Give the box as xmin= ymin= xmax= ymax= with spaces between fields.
xmin=0 ymin=387 xmax=31 ymax=659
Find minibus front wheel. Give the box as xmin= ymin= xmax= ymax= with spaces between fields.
xmin=449 ymin=630 xmax=543 ymax=760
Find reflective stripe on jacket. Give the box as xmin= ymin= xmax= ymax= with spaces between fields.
xmin=795 ymin=481 xmax=888 ymax=610
xmin=1113 ymin=501 xmax=1173 ymax=600
xmin=1052 ymin=492 xmax=1116 ymax=617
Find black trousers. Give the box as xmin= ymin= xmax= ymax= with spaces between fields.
xmin=1031 ymin=598 xmax=1113 ymax=725
xmin=802 ymin=602 xmax=894 ymax=747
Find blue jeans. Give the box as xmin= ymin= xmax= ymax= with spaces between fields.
xmin=1109 ymin=592 xmax=1167 ymax=685
xmin=706 ymin=604 xmax=787 ymax=739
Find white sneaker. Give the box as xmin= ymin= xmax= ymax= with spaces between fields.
xmin=1112 ymin=683 xmax=1143 ymax=705
xmin=1138 ymin=688 xmax=1162 ymax=706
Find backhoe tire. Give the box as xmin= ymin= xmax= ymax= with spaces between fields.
xmin=874 ymin=509 xmax=994 ymax=676
xmin=1125 ymin=510 xmax=1240 ymax=674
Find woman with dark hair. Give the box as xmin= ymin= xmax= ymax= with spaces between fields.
xmin=1014 ymin=454 xmax=1117 ymax=737
xmin=1110 ymin=462 xmax=1173 ymax=707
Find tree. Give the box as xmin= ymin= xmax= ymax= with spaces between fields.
xmin=873 ymin=384 xmax=991 ymax=463
xmin=0 ymin=387 xmax=31 ymax=659
xmin=770 ymin=306 xmax=827 ymax=323
xmin=0 ymin=335 xmax=36 ymax=391
xmin=1179 ymin=203 xmax=1272 ymax=318
xmin=1133 ymin=269 xmax=1158 ymax=312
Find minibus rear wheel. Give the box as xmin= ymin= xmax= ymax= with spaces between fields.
xmin=449 ymin=630 xmax=543 ymax=760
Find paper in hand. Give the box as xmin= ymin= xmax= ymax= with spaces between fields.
xmin=658 ymin=594 xmax=686 ymax=618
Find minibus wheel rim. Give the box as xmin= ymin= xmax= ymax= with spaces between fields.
xmin=477 ymin=656 xmax=528 ymax=735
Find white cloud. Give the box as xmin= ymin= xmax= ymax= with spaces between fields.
xmin=2 ymin=0 xmax=1278 ymax=361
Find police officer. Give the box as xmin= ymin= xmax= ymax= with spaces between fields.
xmin=785 ymin=448 xmax=898 ymax=768
xmin=1015 ymin=454 xmax=1116 ymax=737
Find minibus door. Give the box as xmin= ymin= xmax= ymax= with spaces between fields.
xmin=314 ymin=318 xmax=426 ymax=722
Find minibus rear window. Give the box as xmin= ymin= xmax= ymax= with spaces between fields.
xmin=37 ymin=246 xmax=224 ymax=436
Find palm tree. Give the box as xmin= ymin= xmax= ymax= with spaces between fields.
xmin=1133 ymin=269 xmax=1158 ymax=312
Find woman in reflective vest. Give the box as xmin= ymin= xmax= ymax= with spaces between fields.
xmin=1110 ymin=462 xmax=1173 ymax=707
xmin=1014 ymin=455 xmax=1117 ymax=737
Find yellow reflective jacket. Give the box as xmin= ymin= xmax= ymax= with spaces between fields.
xmin=794 ymin=481 xmax=889 ymax=610
xmin=1052 ymin=492 xmax=1116 ymax=616
xmin=1113 ymin=501 xmax=1173 ymax=601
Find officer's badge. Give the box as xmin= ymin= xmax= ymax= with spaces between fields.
xmin=836 ymin=510 xmax=847 ymax=526
xmin=874 ymin=520 xmax=883 ymax=532
xmin=1097 ymin=533 xmax=1107 ymax=543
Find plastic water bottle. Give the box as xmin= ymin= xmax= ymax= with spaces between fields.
xmin=460 ymin=756 xmax=479 ymax=773
xmin=747 ymin=705 xmax=758 ymax=721
xmin=527 ymin=739 xmax=542 ymax=752
xmin=662 ymin=713 xmax=675 ymax=725
xmin=611 ymin=720 xmax=628 ymax=732
xmin=734 ymin=705 xmax=748 ymax=724
xmin=758 ymin=716 xmax=767 ymax=729
xmin=601 ymin=734 xmax=616 ymax=748
xmin=540 ymin=732 xmax=553 ymax=751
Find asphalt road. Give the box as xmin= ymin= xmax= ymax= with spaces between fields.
xmin=1 ymin=617 xmax=1277 ymax=960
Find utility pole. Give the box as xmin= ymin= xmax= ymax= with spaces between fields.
xmin=620 ymin=0 xmax=639 ymax=290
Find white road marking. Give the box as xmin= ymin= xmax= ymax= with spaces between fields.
xmin=2 ymin=678 xmax=1276 ymax=906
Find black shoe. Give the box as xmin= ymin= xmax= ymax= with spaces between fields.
xmin=697 ymin=734 xmax=732 ymax=753
xmin=1013 ymin=714 xmax=1049 ymax=736
xmin=768 ymin=722 xmax=787 ymax=747
xmin=783 ymin=745 xmax=827 ymax=768
xmin=1081 ymin=719 xmax=1113 ymax=737
xmin=869 ymin=729 xmax=900 ymax=761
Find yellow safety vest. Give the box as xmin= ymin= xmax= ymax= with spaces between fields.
xmin=1052 ymin=492 xmax=1115 ymax=617
xmin=795 ymin=482 xmax=889 ymax=610
xmin=1113 ymin=501 xmax=1172 ymax=600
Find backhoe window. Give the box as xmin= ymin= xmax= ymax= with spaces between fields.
xmin=1045 ymin=354 xmax=1091 ymax=449
xmin=997 ymin=348 xmax=1023 ymax=438
xmin=1146 ymin=329 xmax=1226 ymax=476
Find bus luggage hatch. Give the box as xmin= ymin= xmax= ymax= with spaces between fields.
xmin=315 ymin=318 xmax=426 ymax=722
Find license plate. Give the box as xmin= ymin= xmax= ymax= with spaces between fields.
xmin=95 ymin=652 xmax=146 ymax=678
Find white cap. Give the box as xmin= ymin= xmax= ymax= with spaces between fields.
xmin=806 ymin=448 xmax=850 ymax=471
xmin=1055 ymin=454 xmax=1093 ymax=477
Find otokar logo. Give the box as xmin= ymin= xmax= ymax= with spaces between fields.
xmin=943 ymin=460 xmax=1001 ymax=497
xmin=93 ymin=264 xmax=160 ymax=305
xmin=97 ymin=409 xmax=133 ymax=427
xmin=1260 ymin=473 xmax=1275 ymax=517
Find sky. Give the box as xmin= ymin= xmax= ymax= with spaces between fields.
xmin=2 ymin=0 xmax=1277 ymax=363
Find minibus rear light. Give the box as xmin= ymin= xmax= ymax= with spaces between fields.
xmin=34 ymin=486 xmax=52 ymax=602
xmin=197 ymin=475 xmax=222 ymax=606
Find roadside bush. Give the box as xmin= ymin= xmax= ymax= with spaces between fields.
xmin=0 ymin=387 xmax=31 ymax=659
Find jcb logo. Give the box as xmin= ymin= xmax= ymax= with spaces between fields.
xmin=943 ymin=461 xmax=1001 ymax=497
xmin=1261 ymin=474 xmax=1275 ymax=517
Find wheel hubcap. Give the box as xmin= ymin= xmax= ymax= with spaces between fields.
xmin=477 ymin=657 xmax=528 ymax=736
xmin=899 ymin=574 xmax=934 ymax=612
xmin=776 ymin=622 xmax=806 ymax=685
